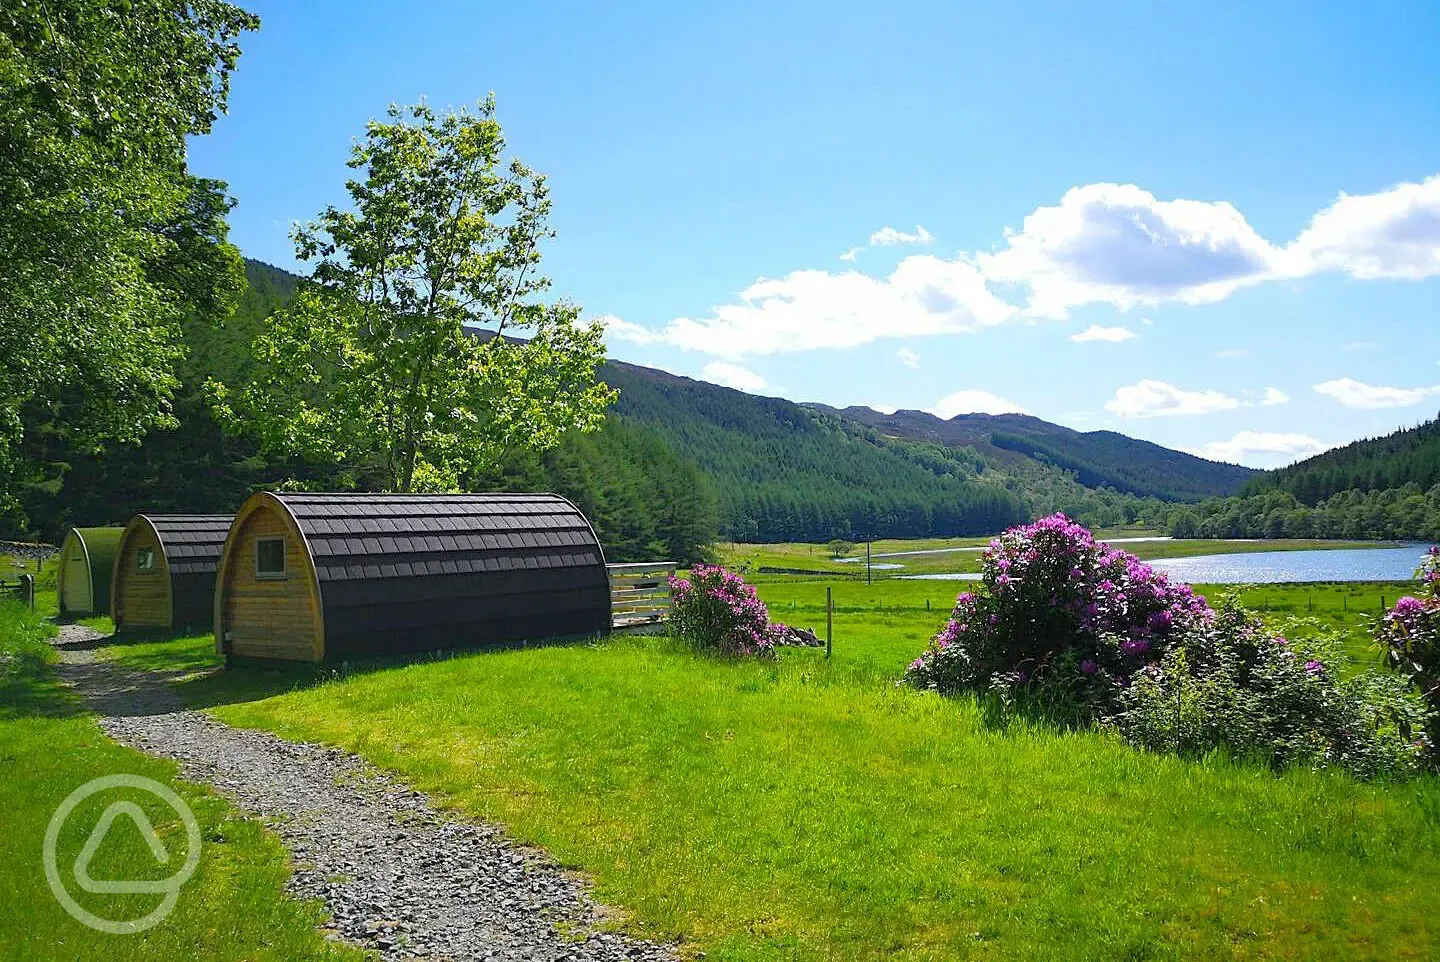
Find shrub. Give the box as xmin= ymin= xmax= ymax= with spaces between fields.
xmin=669 ymin=565 xmax=785 ymax=657
xmin=907 ymin=515 xmax=1433 ymax=778
xmin=905 ymin=513 xmax=1210 ymax=716
xmin=1375 ymin=546 xmax=1440 ymax=748
xmin=1113 ymin=599 xmax=1431 ymax=778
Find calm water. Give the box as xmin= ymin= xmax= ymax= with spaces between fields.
xmin=1148 ymin=545 xmax=1429 ymax=584
xmin=899 ymin=545 xmax=1430 ymax=584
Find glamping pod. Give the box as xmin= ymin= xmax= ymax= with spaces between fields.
xmin=56 ymin=526 xmax=123 ymax=617
xmin=215 ymin=492 xmax=610 ymax=662
xmin=112 ymin=515 xmax=233 ymax=631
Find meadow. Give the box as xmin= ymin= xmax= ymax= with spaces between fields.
xmin=9 ymin=538 xmax=1440 ymax=960
xmin=0 ymin=602 xmax=362 ymax=961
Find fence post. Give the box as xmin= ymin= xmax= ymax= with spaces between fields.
xmin=19 ymin=574 xmax=34 ymax=611
xmin=866 ymin=541 xmax=872 ymax=586
xmin=826 ymin=586 xmax=833 ymax=659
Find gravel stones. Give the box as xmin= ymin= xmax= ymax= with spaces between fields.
xmin=50 ymin=625 xmax=676 ymax=962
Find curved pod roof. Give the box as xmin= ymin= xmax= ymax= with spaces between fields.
xmin=113 ymin=515 xmax=232 ymax=630
xmin=56 ymin=526 xmax=124 ymax=617
xmin=217 ymin=492 xmax=611 ymax=662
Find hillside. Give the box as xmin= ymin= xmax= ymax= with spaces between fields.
xmin=21 ymin=257 xmax=1256 ymax=545
xmin=811 ymin=405 xmax=1256 ymax=501
xmin=1244 ymin=413 xmax=1440 ymax=504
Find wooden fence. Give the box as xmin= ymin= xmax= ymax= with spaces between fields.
xmin=608 ymin=562 xmax=676 ymax=628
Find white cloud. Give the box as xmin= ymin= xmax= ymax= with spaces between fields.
xmin=870 ymin=225 xmax=935 ymax=246
xmin=1313 ymin=377 xmax=1440 ymax=409
xmin=612 ymin=257 xmax=1016 ymax=357
xmin=977 ymin=183 xmax=1294 ymax=318
xmin=1069 ymin=324 xmax=1136 ymax=343
xmin=1261 ymin=386 xmax=1289 ymax=406
xmin=1104 ymin=379 xmax=1242 ymax=418
xmin=1290 ymin=175 xmax=1440 ymax=280
xmin=595 ymin=314 xmax=661 ymax=345
xmin=839 ymin=225 xmax=934 ymax=261
xmin=896 ymin=347 xmax=921 ymax=369
xmin=1214 ymin=348 xmax=1249 ymax=360
xmin=701 ymin=361 xmax=766 ymax=392
xmin=1187 ymin=431 xmax=1332 ymax=468
xmin=609 ymin=173 xmax=1440 ymax=356
xmin=930 ymin=390 xmax=1030 ymax=418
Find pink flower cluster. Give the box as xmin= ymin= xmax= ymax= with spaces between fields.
xmin=907 ymin=514 xmax=1213 ymax=697
xmin=669 ymin=564 xmax=785 ymax=657
xmin=1377 ymin=550 xmax=1440 ymax=691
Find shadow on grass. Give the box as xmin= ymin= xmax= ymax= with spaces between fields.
xmin=152 ymin=631 xmax=621 ymax=711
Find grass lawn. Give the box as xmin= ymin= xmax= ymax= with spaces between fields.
xmin=0 ymin=602 xmax=364 ymax=961
xmin=109 ymin=616 xmax=1440 ymax=960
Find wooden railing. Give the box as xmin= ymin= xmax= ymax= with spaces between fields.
xmin=608 ymin=562 xmax=676 ymax=628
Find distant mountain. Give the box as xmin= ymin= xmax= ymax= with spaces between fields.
xmin=200 ymin=260 xmax=1254 ymax=543
xmin=809 ymin=405 xmax=1256 ymax=502
xmin=1243 ymin=413 xmax=1440 ymax=504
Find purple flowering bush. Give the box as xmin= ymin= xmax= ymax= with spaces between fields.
xmin=1375 ymin=547 xmax=1440 ymax=740
xmin=669 ymin=565 xmax=785 ymax=657
xmin=905 ymin=514 xmax=1211 ymax=715
xmin=906 ymin=515 xmax=1432 ymax=777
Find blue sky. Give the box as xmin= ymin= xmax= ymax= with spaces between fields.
xmin=191 ymin=0 xmax=1440 ymax=468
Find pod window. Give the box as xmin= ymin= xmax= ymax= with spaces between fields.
xmin=136 ymin=547 xmax=156 ymax=572
xmin=256 ymin=537 xmax=287 ymax=579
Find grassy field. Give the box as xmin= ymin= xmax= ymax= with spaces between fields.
xmin=0 ymin=602 xmax=363 ymax=961
xmin=86 ymin=565 xmax=1440 ymax=962
xmin=162 ymin=632 xmax=1440 ymax=962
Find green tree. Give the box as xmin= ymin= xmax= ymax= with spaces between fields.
xmin=216 ymin=100 xmax=615 ymax=491
xmin=0 ymin=0 xmax=258 ymax=526
xmin=828 ymin=539 xmax=856 ymax=558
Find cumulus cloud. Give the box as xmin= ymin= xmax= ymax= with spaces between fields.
xmin=929 ymin=390 xmax=1030 ymax=418
xmin=1187 ymin=431 xmax=1332 ymax=468
xmin=701 ymin=361 xmax=766 ymax=392
xmin=870 ymin=225 xmax=935 ymax=246
xmin=1261 ymin=386 xmax=1289 ymax=406
xmin=839 ymin=225 xmax=934 ymax=261
xmin=1104 ymin=380 xmax=1242 ymax=418
xmin=1290 ymin=175 xmax=1440 ymax=280
xmin=1069 ymin=324 xmax=1136 ymax=343
xmin=608 ymin=173 xmax=1440 ymax=356
xmin=896 ymin=347 xmax=921 ymax=369
xmin=1313 ymin=377 xmax=1440 ymax=409
xmin=977 ymin=183 xmax=1294 ymax=318
xmin=610 ymin=257 xmax=1016 ymax=357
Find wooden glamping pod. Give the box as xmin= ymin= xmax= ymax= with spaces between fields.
xmin=215 ymin=492 xmax=611 ymax=662
xmin=112 ymin=515 xmax=233 ymax=631
xmin=56 ymin=526 xmax=124 ymax=617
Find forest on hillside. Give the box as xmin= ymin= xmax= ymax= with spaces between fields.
xmin=1179 ymin=416 xmax=1440 ymax=541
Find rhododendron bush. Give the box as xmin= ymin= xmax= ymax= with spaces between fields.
xmin=907 ymin=515 xmax=1433 ymax=777
xmin=1376 ymin=547 xmax=1440 ymax=741
xmin=906 ymin=514 xmax=1210 ymax=713
xmin=669 ymin=565 xmax=785 ymax=657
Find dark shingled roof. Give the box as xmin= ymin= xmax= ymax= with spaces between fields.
xmin=146 ymin=516 xmax=233 ymax=574
xmin=274 ymin=493 xmax=605 ymax=582
xmin=264 ymin=492 xmax=611 ymax=659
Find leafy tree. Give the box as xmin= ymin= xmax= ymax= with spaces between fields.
xmin=0 ymin=0 xmax=258 ymax=525
xmin=828 ymin=539 xmax=855 ymax=558
xmin=215 ymin=99 xmax=615 ymax=492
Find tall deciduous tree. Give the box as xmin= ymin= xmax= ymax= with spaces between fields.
xmin=0 ymin=0 xmax=257 ymax=527
xmin=216 ymin=100 xmax=615 ymax=492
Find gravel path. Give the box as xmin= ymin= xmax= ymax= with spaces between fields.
xmin=50 ymin=625 xmax=676 ymax=962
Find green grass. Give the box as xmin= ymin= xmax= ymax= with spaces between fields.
xmin=127 ymin=628 xmax=1438 ymax=961
xmin=0 ymin=602 xmax=365 ymax=961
